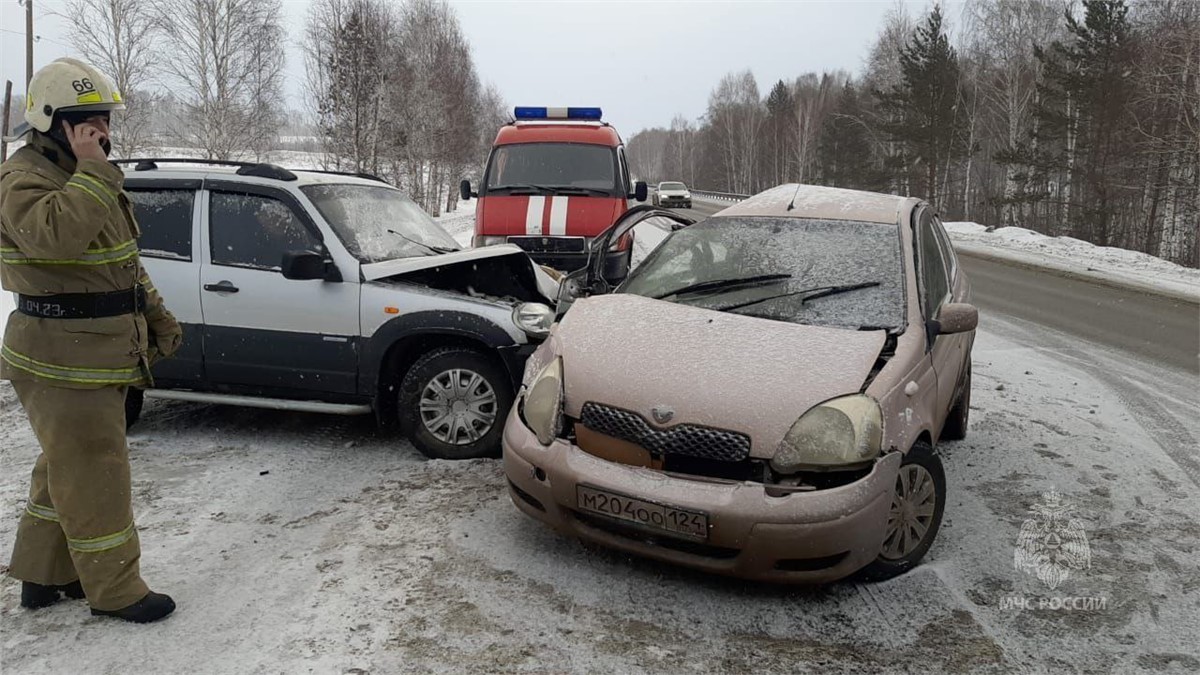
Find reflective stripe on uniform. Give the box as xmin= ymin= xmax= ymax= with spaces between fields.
xmin=1 ymin=345 xmax=144 ymax=385
xmin=67 ymin=522 xmax=135 ymax=553
xmin=70 ymin=172 xmax=118 ymax=206
xmin=25 ymin=501 xmax=59 ymax=522
xmin=0 ymin=239 xmax=138 ymax=266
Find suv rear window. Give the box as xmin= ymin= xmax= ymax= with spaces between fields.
xmin=128 ymin=189 xmax=194 ymax=261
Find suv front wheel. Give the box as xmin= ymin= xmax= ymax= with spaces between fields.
xmin=398 ymin=347 xmax=514 ymax=460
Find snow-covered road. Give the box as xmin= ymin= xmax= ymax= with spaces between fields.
xmin=1 ymin=198 xmax=1198 ymax=672
xmin=1 ymin=308 xmax=1197 ymax=672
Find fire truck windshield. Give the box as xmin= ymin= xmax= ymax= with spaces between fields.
xmin=484 ymin=143 xmax=618 ymax=196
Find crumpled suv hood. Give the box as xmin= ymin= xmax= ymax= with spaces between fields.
xmin=554 ymin=294 xmax=886 ymax=458
xmin=364 ymin=244 xmax=559 ymax=304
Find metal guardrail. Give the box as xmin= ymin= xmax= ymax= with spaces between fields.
xmin=689 ymin=190 xmax=749 ymax=203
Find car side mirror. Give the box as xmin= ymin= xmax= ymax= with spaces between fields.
xmin=931 ymin=303 xmax=979 ymax=336
xmin=282 ymin=251 xmax=340 ymax=282
xmin=460 ymin=179 xmax=475 ymax=201
xmin=633 ymin=181 xmax=648 ymax=202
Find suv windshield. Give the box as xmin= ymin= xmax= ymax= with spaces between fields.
xmin=660 ymin=182 xmax=686 ymax=191
xmin=485 ymin=143 xmax=618 ymax=194
xmin=301 ymin=184 xmax=460 ymax=262
xmin=618 ymin=216 xmax=905 ymax=330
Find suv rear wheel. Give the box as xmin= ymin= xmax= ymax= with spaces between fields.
xmin=398 ymin=347 xmax=513 ymax=460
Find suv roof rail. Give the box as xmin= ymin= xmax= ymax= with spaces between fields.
xmin=113 ymin=158 xmax=298 ymax=181
xmin=298 ymin=168 xmax=388 ymax=184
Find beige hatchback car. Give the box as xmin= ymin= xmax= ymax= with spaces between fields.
xmin=503 ymin=185 xmax=978 ymax=583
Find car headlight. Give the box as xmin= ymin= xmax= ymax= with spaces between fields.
xmin=513 ymin=302 xmax=554 ymax=338
xmin=472 ymin=235 xmax=507 ymax=248
xmin=770 ymin=395 xmax=883 ymax=474
xmin=523 ymin=357 xmax=563 ymax=445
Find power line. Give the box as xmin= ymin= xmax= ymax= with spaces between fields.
xmin=0 ymin=27 xmax=73 ymax=50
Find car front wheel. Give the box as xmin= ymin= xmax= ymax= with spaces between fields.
xmin=398 ymin=347 xmax=514 ymax=460
xmin=857 ymin=442 xmax=946 ymax=581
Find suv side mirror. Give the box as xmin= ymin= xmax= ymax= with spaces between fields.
xmin=282 ymin=251 xmax=340 ymax=282
xmin=460 ymin=179 xmax=474 ymax=201
xmin=930 ymin=302 xmax=979 ymax=336
xmin=633 ymin=181 xmax=648 ymax=202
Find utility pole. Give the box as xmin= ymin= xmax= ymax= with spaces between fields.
xmin=1 ymin=80 xmax=11 ymax=163
xmin=25 ymin=0 xmax=34 ymax=90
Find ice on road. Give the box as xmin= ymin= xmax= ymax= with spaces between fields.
xmin=1 ymin=311 xmax=1197 ymax=673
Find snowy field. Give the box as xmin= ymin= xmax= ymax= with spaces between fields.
xmin=1 ymin=311 xmax=1197 ymax=673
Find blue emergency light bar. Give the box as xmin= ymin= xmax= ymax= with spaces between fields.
xmin=514 ymin=106 xmax=603 ymax=121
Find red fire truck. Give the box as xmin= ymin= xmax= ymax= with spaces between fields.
xmin=460 ymin=107 xmax=648 ymax=279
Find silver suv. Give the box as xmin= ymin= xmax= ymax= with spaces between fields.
xmin=120 ymin=159 xmax=558 ymax=460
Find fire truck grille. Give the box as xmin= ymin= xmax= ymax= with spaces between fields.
xmin=579 ymin=402 xmax=751 ymax=463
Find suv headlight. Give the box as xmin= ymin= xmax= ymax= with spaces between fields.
xmin=514 ymin=302 xmax=554 ymax=338
xmin=771 ymin=395 xmax=883 ymax=474
xmin=523 ymin=357 xmax=563 ymax=445
xmin=472 ymin=235 xmax=507 ymax=248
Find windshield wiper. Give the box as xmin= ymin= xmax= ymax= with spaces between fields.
xmin=490 ymin=184 xmax=613 ymax=197
xmin=715 ymin=281 xmax=882 ymax=312
xmin=386 ymin=229 xmax=458 ymax=256
xmin=651 ymin=273 xmax=793 ymax=300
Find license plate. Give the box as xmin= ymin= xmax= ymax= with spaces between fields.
xmin=576 ymin=485 xmax=709 ymax=540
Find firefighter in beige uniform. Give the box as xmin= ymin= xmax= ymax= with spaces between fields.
xmin=2 ymin=58 xmax=182 ymax=623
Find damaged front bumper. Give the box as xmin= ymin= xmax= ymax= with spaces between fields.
xmin=502 ymin=406 xmax=901 ymax=583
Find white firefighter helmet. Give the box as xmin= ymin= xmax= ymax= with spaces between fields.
xmin=23 ymin=57 xmax=125 ymax=133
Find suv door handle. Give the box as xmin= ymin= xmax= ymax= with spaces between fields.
xmin=204 ymin=281 xmax=239 ymax=294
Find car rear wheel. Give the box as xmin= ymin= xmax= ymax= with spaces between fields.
xmin=857 ymin=442 xmax=946 ymax=581
xmin=398 ymin=347 xmax=513 ymax=460
xmin=941 ymin=363 xmax=971 ymax=441
xmin=125 ymin=387 xmax=144 ymax=430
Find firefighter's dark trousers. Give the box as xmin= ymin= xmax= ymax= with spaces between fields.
xmin=8 ymin=381 xmax=149 ymax=611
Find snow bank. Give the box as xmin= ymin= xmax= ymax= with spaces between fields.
xmin=944 ymin=222 xmax=1200 ymax=301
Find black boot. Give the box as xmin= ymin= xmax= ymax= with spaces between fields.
xmin=59 ymin=580 xmax=86 ymax=599
xmin=20 ymin=580 xmax=84 ymax=608
xmin=91 ymin=592 xmax=176 ymax=624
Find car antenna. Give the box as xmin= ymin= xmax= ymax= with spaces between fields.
xmin=786 ymin=184 xmax=803 ymax=211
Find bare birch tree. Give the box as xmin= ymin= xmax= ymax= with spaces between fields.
xmin=58 ymin=0 xmax=159 ymax=155
xmin=154 ymin=0 xmax=285 ymax=159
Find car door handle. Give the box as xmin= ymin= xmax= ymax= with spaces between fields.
xmin=204 ymin=281 xmax=239 ymax=294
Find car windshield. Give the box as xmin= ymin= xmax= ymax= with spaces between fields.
xmin=301 ymin=184 xmax=460 ymax=263
xmin=485 ymin=143 xmax=617 ymax=194
xmin=660 ymin=182 xmax=686 ymax=191
xmin=618 ymin=216 xmax=906 ymax=330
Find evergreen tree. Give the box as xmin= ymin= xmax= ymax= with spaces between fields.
xmin=876 ymin=4 xmax=967 ymax=203
xmin=819 ymin=81 xmax=887 ymax=191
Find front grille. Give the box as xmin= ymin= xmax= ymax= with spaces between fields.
xmin=580 ymin=402 xmax=750 ymax=463
xmin=506 ymin=235 xmax=586 ymax=253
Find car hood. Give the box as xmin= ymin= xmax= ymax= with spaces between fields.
xmin=555 ymin=294 xmax=886 ymax=459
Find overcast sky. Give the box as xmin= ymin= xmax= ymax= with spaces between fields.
xmin=1 ymin=0 xmax=936 ymax=136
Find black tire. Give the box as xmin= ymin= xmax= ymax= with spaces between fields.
xmin=857 ymin=442 xmax=946 ymax=582
xmin=398 ymin=347 xmax=514 ymax=460
xmin=125 ymin=387 xmax=144 ymax=430
xmin=940 ymin=363 xmax=971 ymax=441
